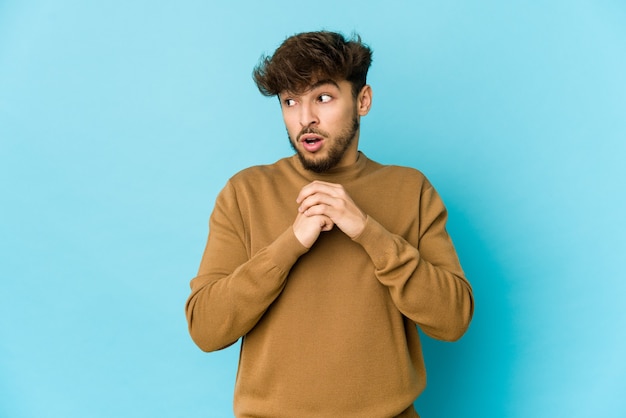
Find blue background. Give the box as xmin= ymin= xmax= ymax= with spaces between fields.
xmin=1 ymin=1 xmax=625 ymax=417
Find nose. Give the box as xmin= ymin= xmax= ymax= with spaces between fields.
xmin=299 ymin=103 xmax=319 ymax=127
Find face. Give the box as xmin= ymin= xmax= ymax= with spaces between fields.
xmin=279 ymin=79 xmax=372 ymax=173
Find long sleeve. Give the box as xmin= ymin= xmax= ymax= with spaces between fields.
xmin=185 ymin=181 xmax=308 ymax=352
xmin=184 ymin=156 xmax=474 ymax=416
xmin=353 ymin=183 xmax=474 ymax=341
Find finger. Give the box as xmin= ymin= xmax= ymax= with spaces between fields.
xmin=301 ymin=202 xmax=331 ymax=217
xmin=299 ymin=193 xmax=338 ymax=214
xmin=315 ymin=213 xmax=334 ymax=230
xmin=320 ymin=220 xmax=334 ymax=232
xmin=296 ymin=181 xmax=342 ymax=204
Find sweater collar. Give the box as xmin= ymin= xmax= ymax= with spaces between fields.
xmin=289 ymin=151 xmax=370 ymax=183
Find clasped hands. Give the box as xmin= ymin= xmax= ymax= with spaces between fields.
xmin=292 ymin=180 xmax=367 ymax=249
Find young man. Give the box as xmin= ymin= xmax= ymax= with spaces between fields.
xmin=185 ymin=31 xmax=474 ymax=418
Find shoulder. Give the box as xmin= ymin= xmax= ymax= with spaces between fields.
xmin=364 ymin=158 xmax=433 ymax=190
xmin=228 ymin=156 xmax=295 ymax=186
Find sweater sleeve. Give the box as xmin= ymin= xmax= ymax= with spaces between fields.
xmin=352 ymin=184 xmax=474 ymax=341
xmin=185 ymin=181 xmax=308 ymax=352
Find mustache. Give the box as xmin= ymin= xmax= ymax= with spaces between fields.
xmin=297 ymin=127 xmax=330 ymax=141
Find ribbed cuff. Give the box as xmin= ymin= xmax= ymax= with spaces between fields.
xmin=351 ymin=216 xmax=397 ymax=269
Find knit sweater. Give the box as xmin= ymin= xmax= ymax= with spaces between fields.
xmin=185 ymin=152 xmax=474 ymax=418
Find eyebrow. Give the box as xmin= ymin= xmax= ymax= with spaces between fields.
xmin=280 ymin=79 xmax=340 ymax=99
xmin=308 ymin=79 xmax=340 ymax=90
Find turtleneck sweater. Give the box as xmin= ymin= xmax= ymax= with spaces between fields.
xmin=185 ymin=152 xmax=473 ymax=418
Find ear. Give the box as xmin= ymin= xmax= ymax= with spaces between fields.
xmin=356 ymin=85 xmax=373 ymax=116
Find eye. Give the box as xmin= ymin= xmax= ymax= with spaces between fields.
xmin=283 ymin=98 xmax=296 ymax=107
xmin=318 ymin=94 xmax=332 ymax=103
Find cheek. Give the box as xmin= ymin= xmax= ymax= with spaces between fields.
xmin=286 ymin=122 xmax=299 ymax=137
xmin=331 ymin=108 xmax=355 ymax=129
xmin=282 ymin=115 xmax=298 ymax=137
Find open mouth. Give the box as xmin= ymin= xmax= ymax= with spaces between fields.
xmin=300 ymin=134 xmax=324 ymax=152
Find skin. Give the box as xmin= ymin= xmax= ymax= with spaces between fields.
xmin=278 ymin=79 xmax=373 ymax=248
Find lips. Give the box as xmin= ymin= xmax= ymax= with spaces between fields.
xmin=299 ymin=133 xmax=324 ymax=153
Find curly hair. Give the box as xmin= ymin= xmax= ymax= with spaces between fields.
xmin=253 ymin=31 xmax=373 ymax=98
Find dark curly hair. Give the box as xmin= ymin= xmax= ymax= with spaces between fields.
xmin=253 ymin=31 xmax=373 ymax=98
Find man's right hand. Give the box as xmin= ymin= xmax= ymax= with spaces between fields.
xmin=292 ymin=212 xmax=334 ymax=249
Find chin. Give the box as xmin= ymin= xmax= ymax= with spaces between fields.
xmin=297 ymin=152 xmax=339 ymax=173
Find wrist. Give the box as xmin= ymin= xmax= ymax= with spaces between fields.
xmin=346 ymin=212 xmax=368 ymax=239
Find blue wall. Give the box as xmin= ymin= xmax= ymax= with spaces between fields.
xmin=1 ymin=1 xmax=625 ymax=417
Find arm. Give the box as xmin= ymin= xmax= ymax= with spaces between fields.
xmin=185 ymin=181 xmax=334 ymax=352
xmin=185 ymin=181 xmax=309 ymax=352
xmin=353 ymin=184 xmax=473 ymax=341
xmin=297 ymin=180 xmax=474 ymax=341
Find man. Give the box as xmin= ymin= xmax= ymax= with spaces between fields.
xmin=185 ymin=31 xmax=474 ymax=418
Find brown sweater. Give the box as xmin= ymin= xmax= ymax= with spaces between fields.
xmin=186 ymin=153 xmax=474 ymax=418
